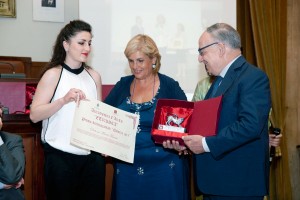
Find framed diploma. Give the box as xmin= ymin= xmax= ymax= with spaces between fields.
xmin=71 ymin=99 xmax=139 ymax=163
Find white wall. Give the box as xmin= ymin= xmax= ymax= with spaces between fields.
xmin=0 ymin=0 xmax=236 ymax=97
xmin=0 ymin=0 xmax=79 ymax=62
xmin=79 ymin=0 xmax=236 ymax=94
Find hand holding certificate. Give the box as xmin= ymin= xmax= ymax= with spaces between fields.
xmin=71 ymin=99 xmax=139 ymax=163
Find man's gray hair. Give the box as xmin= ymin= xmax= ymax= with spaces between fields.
xmin=207 ymin=23 xmax=241 ymax=49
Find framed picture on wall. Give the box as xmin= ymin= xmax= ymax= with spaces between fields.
xmin=33 ymin=0 xmax=64 ymax=22
xmin=0 ymin=0 xmax=16 ymax=18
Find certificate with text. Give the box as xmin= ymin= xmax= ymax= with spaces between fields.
xmin=70 ymin=99 xmax=139 ymax=163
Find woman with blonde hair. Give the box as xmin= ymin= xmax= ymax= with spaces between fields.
xmin=105 ymin=34 xmax=190 ymax=200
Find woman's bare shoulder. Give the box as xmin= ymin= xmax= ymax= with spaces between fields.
xmin=40 ymin=65 xmax=62 ymax=86
xmin=86 ymin=67 xmax=101 ymax=83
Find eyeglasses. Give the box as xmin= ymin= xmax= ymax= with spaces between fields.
xmin=198 ymin=42 xmax=219 ymax=56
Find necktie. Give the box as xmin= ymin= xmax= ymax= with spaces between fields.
xmin=210 ymin=76 xmax=222 ymax=97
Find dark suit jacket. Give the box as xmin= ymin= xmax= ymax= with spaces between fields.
xmin=195 ymin=56 xmax=271 ymax=196
xmin=0 ymin=131 xmax=25 ymax=200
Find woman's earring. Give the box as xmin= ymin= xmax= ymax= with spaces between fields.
xmin=152 ymin=64 xmax=156 ymax=69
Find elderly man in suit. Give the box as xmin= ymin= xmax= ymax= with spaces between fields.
xmin=0 ymin=107 xmax=25 ymax=200
xmin=165 ymin=23 xmax=271 ymax=200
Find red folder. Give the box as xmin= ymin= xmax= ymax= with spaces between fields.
xmin=151 ymin=96 xmax=222 ymax=145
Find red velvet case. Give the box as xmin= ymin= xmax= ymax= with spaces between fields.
xmin=151 ymin=96 xmax=223 ymax=145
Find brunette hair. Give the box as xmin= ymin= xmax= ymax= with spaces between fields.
xmin=40 ymin=20 xmax=92 ymax=77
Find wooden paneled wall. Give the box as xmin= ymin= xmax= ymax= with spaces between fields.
xmin=286 ymin=0 xmax=300 ymax=199
xmin=30 ymin=62 xmax=46 ymax=79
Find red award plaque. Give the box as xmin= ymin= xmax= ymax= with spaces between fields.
xmin=151 ymin=96 xmax=223 ymax=145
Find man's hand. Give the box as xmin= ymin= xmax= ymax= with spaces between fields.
xmin=14 ymin=178 xmax=24 ymax=189
xmin=3 ymin=178 xmax=24 ymax=189
xmin=269 ymin=133 xmax=282 ymax=148
xmin=182 ymin=135 xmax=205 ymax=154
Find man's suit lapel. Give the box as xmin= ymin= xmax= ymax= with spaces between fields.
xmin=214 ymin=56 xmax=247 ymax=97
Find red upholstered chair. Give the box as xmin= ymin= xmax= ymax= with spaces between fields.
xmin=102 ymin=85 xmax=114 ymax=101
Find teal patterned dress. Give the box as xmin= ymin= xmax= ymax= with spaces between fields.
xmin=111 ymin=90 xmax=190 ymax=200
